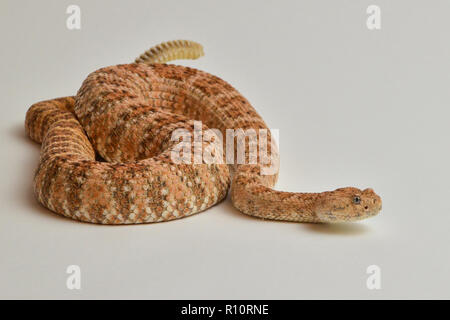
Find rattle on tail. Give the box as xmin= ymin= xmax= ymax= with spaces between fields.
xmin=25 ymin=40 xmax=381 ymax=224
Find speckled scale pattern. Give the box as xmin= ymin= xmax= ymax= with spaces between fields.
xmin=25 ymin=62 xmax=382 ymax=224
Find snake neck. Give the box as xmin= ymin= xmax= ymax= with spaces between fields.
xmin=229 ymin=165 xmax=320 ymax=223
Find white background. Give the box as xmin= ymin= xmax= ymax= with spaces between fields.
xmin=1 ymin=0 xmax=449 ymax=299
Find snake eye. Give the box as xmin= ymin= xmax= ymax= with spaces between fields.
xmin=353 ymin=196 xmax=361 ymax=204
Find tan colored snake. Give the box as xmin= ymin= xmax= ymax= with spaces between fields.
xmin=25 ymin=40 xmax=382 ymax=224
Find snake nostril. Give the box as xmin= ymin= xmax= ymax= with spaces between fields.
xmin=364 ymin=206 xmax=369 ymax=210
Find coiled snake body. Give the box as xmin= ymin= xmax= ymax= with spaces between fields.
xmin=25 ymin=40 xmax=382 ymax=224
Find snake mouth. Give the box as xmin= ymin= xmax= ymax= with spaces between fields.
xmin=317 ymin=207 xmax=381 ymax=223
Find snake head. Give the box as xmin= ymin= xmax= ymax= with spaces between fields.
xmin=315 ymin=187 xmax=382 ymax=223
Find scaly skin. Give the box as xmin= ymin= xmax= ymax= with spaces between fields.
xmin=25 ymin=41 xmax=382 ymax=224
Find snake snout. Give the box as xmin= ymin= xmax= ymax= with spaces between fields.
xmin=363 ymin=188 xmax=382 ymax=214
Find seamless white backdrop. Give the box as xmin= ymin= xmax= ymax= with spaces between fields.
xmin=1 ymin=0 xmax=449 ymax=299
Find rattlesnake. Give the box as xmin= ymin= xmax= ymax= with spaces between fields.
xmin=25 ymin=40 xmax=382 ymax=224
